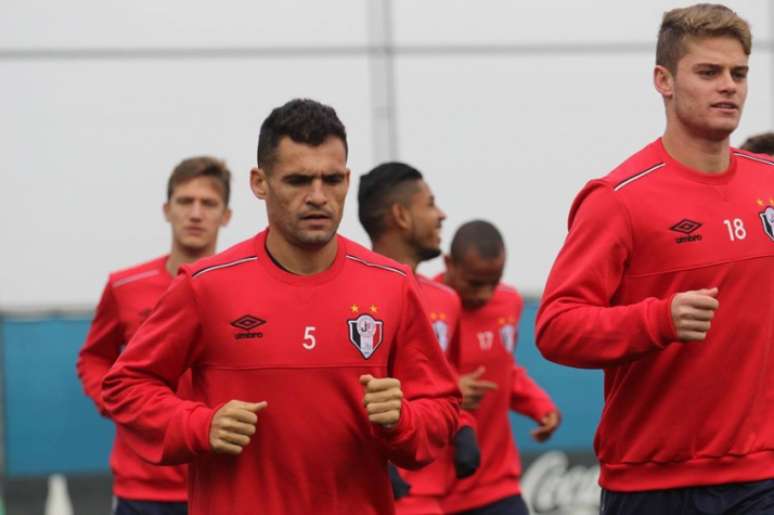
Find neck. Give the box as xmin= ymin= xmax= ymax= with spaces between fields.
xmin=166 ymin=242 xmax=215 ymax=276
xmin=372 ymin=235 xmax=419 ymax=272
xmin=266 ymin=228 xmax=338 ymax=275
xmin=662 ymin=118 xmax=731 ymax=174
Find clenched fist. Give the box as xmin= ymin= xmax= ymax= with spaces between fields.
xmin=360 ymin=374 xmax=403 ymax=429
xmin=671 ymin=287 xmax=719 ymax=342
xmin=209 ymin=400 xmax=267 ymax=455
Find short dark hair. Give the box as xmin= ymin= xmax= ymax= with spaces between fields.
xmin=167 ymin=156 xmax=231 ymax=205
xmin=358 ymin=162 xmax=423 ymax=241
xmin=257 ymin=98 xmax=348 ymax=170
xmin=740 ymin=132 xmax=774 ymax=156
xmin=450 ymin=220 xmax=505 ymax=262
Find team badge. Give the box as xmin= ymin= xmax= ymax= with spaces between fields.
xmin=348 ymin=314 xmax=384 ymax=359
xmin=432 ymin=320 xmax=449 ymax=352
xmin=760 ymin=206 xmax=774 ymax=242
xmin=499 ymin=324 xmax=517 ymax=353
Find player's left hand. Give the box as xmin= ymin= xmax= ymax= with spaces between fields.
xmin=360 ymin=374 xmax=403 ymax=430
xmin=531 ymin=410 xmax=561 ymax=443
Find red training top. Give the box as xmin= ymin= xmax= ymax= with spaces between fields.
xmin=394 ymin=275 xmax=470 ymax=515
xmin=102 ymin=230 xmax=461 ymax=515
xmin=77 ymin=256 xmax=188 ymax=501
xmin=536 ymin=139 xmax=774 ymax=491
xmin=441 ymin=279 xmax=556 ymax=513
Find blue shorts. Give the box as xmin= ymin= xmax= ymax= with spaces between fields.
xmin=114 ymin=498 xmax=188 ymax=515
xmin=601 ymin=479 xmax=774 ymax=515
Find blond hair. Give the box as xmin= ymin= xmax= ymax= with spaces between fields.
xmin=656 ymin=3 xmax=751 ymax=73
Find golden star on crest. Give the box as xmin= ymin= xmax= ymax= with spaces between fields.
xmin=508 ymin=316 xmax=516 ymax=323
xmin=350 ymin=304 xmax=359 ymax=313
xmin=439 ymin=312 xmax=446 ymax=321
xmin=757 ymin=199 xmax=765 ymax=207
xmin=430 ymin=312 xmax=438 ymax=321
xmin=369 ymin=304 xmax=378 ymax=314
xmin=770 ymin=198 xmax=774 ymax=206
xmin=498 ymin=317 xmax=506 ymax=325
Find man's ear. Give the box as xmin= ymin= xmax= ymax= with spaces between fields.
xmin=163 ymin=201 xmax=171 ymax=222
xmin=250 ymin=167 xmax=268 ymax=200
xmin=390 ymin=202 xmax=412 ymax=232
xmin=443 ymin=254 xmax=453 ymax=273
xmin=220 ymin=207 xmax=233 ymax=227
xmin=654 ymin=65 xmax=674 ymax=99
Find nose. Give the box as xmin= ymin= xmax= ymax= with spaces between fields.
xmin=438 ymin=207 xmax=447 ymax=222
xmin=306 ymin=179 xmax=327 ymax=206
xmin=718 ymin=69 xmax=737 ymax=94
xmin=190 ymin=201 xmax=204 ymax=220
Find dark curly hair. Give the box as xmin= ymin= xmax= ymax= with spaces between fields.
xmin=257 ymin=98 xmax=348 ymax=170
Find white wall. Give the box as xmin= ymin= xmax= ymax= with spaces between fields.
xmin=1 ymin=0 xmax=772 ymax=307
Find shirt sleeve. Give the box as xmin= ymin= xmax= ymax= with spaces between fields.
xmin=101 ymin=272 xmax=215 ymax=465
xmin=509 ymin=364 xmax=557 ymax=422
xmin=444 ymin=306 xmax=476 ymax=431
xmin=535 ymin=181 xmax=676 ymax=369
xmin=375 ymin=275 xmax=462 ymax=470
xmin=76 ymin=281 xmax=123 ymax=416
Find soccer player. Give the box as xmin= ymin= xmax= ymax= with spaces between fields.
xmin=101 ymin=99 xmax=461 ymax=515
xmin=740 ymin=131 xmax=774 ymax=157
xmin=76 ymin=156 xmax=233 ymax=515
xmin=536 ymin=4 xmax=774 ymax=514
xmin=358 ymin=162 xmax=480 ymax=515
xmin=441 ymin=220 xmax=560 ymax=515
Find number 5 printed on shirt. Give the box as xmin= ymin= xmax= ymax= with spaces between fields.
xmin=303 ymin=326 xmax=317 ymax=350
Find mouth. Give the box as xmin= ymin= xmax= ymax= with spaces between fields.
xmin=184 ymin=226 xmax=205 ymax=235
xmin=711 ymin=101 xmax=738 ymax=112
xmin=299 ymin=213 xmax=332 ymax=225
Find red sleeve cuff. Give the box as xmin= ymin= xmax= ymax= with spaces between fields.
xmin=657 ymin=294 xmax=678 ymax=344
xmin=189 ymin=404 xmax=217 ymax=454
xmin=375 ymin=399 xmax=415 ymax=445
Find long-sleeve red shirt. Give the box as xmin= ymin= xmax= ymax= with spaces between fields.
xmin=537 ymin=139 xmax=774 ymax=491
xmin=441 ymin=280 xmax=556 ymax=513
xmin=76 ymin=256 xmax=188 ymax=501
xmin=394 ymin=275 xmax=472 ymax=515
xmin=102 ymin=230 xmax=461 ymax=515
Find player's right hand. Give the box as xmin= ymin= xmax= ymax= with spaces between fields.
xmin=458 ymin=366 xmax=498 ymax=410
xmin=671 ymin=287 xmax=719 ymax=342
xmin=209 ymin=400 xmax=267 ymax=455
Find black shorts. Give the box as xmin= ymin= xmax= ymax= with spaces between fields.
xmin=601 ymin=479 xmax=774 ymax=515
xmin=452 ymin=495 xmax=530 ymax=515
xmin=114 ymin=498 xmax=188 ymax=515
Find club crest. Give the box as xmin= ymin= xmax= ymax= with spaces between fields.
xmin=500 ymin=323 xmax=517 ymax=353
xmin=432 ymin=320 xmax=450 ymax=351
xmin=760 ymin=206 xmax=774 ymax=242
xmin=348 ymin=314 xmax=384 ymax=359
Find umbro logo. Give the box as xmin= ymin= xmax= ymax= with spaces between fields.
xmin=670 ymin=219 xmax=703 ymax=244
xmin=230 ymin=315 xmax=266 ymax=340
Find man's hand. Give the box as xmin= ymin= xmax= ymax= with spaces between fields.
xmin=458 ymin=366 xmax=498 ymax=410
xmin=671 ymin=287 xmax=719 ymax=342
xmin=531 ymin=411 xmax=561 ymax=443
xmin=209 ymin=400 xmax=267 ymax=455
xmin=360 ymin=374 xmax=403 ymax=429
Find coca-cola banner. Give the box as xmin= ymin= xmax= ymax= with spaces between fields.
xmin=521 ymin=451 xmax=600 ymax=515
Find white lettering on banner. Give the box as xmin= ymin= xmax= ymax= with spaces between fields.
xmin=520 ymin=451 xmax=601 ymax=515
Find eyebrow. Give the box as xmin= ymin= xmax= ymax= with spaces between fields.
xmin=693 ymin=63 xmax=748 ymax=70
